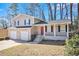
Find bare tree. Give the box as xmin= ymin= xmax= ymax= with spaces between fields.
xmin=54 ymin=4 xmax=57 ymax=20
xmin=65 ymin=4 xmax=68 ymax=19
xmin=41 ymin=8 xmax=46 ymax=20
xmin=64 ymin=3 xmax=68 ymax=19
xmin=9 ymin=3 xmax=18 ymax=17
xmin=7 ymin=3 xmax=18 ymax=27
xmin=25 ymin=3 xmax=46 ymax=21
xmin=0 ymin=18 xmax=8 ymax=29
xmin=37 ymin=4 xmax=46 ymax=20
xmin=47 ymin=3 xmax=53 ymax=21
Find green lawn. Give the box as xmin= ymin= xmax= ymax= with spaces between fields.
xmin=0 ymin=43 xmax=65 ymax=56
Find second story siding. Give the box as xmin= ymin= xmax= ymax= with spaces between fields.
xmin=12 ymin=14 xmax=34 ymax=27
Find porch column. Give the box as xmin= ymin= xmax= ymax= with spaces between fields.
xmin=54 ymin=24 xmax=56 ymax=37
xmin=67 ymin=24 xmax=69 ymax=38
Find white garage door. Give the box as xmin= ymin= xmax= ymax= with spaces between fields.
xmin=10 ymin=31 xmax=17 ymax=39
xmin=20 ymin=31 xmax=29 ymax=41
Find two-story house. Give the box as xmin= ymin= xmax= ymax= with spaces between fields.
xmin=8 ymin=14 xmax=71 ymax=41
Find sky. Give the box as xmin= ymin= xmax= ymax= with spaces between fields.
xmin=0 ymin=3 xmax=8 ymax=16
xmin=0 ymin=3 xmax=78 ymax=21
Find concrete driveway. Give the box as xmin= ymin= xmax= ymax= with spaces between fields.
xmin=0 ymin=40 xmax=21 ymax=51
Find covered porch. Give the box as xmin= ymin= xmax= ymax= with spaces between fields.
xmin=44 ymin=24 xmax=69 ymax=37
xmin=32 ymin=20 xmax=71 ymax=40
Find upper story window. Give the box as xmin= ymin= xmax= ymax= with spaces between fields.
xmin=24 ymin=20 xmax=26 ymax=25
xmin=24 ymin=19 xmax=30 ymax=25
xmin=17 ymin=21 xmax=19 ymax=25
xmin=28 ymin=19 xmax=30 ymax=25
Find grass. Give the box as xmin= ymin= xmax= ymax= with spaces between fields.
xmin=0 ymin=42 xmax=65 ymax=56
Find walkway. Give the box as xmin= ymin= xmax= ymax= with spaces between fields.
xmin=0 ymin=40 xmax=20 ymax=51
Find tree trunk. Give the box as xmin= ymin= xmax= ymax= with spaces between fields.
xmin=70 ymin=3 xmax=73 ymax=25
xmin=41 ymin=9 xmax=46 ymax=20
xmin=78 ymin=3 xmax=79 ymax=29
xmin=54 ymin=4 xmax=57 ymax=20
xmin=64 ymin=3 xmax=68 ymax=19
xmin=60 ymin=3 xmax=63 ymax=20
xmin=65 ymin=4 xmax=68 ymax=19
xmin=47 ymin=3 xmax=53 ymax=21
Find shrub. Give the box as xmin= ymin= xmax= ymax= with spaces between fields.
xmin=65 ymin=34 xmax=79 ymax=56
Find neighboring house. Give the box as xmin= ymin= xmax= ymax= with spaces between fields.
xmin=8 ymin=14 xmax=71 ymax=41
xmin=0 ymin=17 xmax=8 ymax=29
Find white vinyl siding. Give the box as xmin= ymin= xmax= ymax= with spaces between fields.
xmin=16 ymin=20 xmax=19 ymax=26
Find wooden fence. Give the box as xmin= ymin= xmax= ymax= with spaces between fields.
xmin=0 ymin=29 xmax=8 ymax=39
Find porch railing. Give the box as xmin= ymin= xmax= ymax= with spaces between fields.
xmin=45 ymin=32 xmax=67 ymax=36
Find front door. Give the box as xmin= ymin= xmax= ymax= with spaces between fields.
xmin=41 ymin=26 xmax=44 ymax=35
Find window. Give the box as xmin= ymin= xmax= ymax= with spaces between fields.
xmin=29 ymin=19 xmax=30 ymax=25
xmin=65 ymin=25 xmax=67 ymax=32
xmin=51 ymin=25 xmax=53 ymax=32
xmin=58 ymin=25 xmax=60 ymax=32
xmin=17 ymin=21 xmax=19 ymax=25
xmin=24 ymin=20 xmax=26 ymax=25
xmin=45 ymin=26 xmax=47 ymax=32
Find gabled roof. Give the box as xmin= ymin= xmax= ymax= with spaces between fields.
xmin=34 ymin=21 xmax=47 ymax=24
xmin=12 ymin=14 xmax=45 ymax=22
xmin=12 ymin=14 xmax=34 ymax=21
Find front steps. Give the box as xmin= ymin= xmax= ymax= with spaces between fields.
xmin=33 ymin=35 xmax=43 ymax=43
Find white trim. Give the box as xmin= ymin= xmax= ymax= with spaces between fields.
xmin=54 ymin=24 xmax=56 ymax=37
xmin=67 ymin=24 xmax=69 ymax=38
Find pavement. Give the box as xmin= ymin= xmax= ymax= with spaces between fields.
xmin=0 ymin=36 xmax=43 ymax=51
xmin=0 ymin=40 xmax=21 ymax=51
